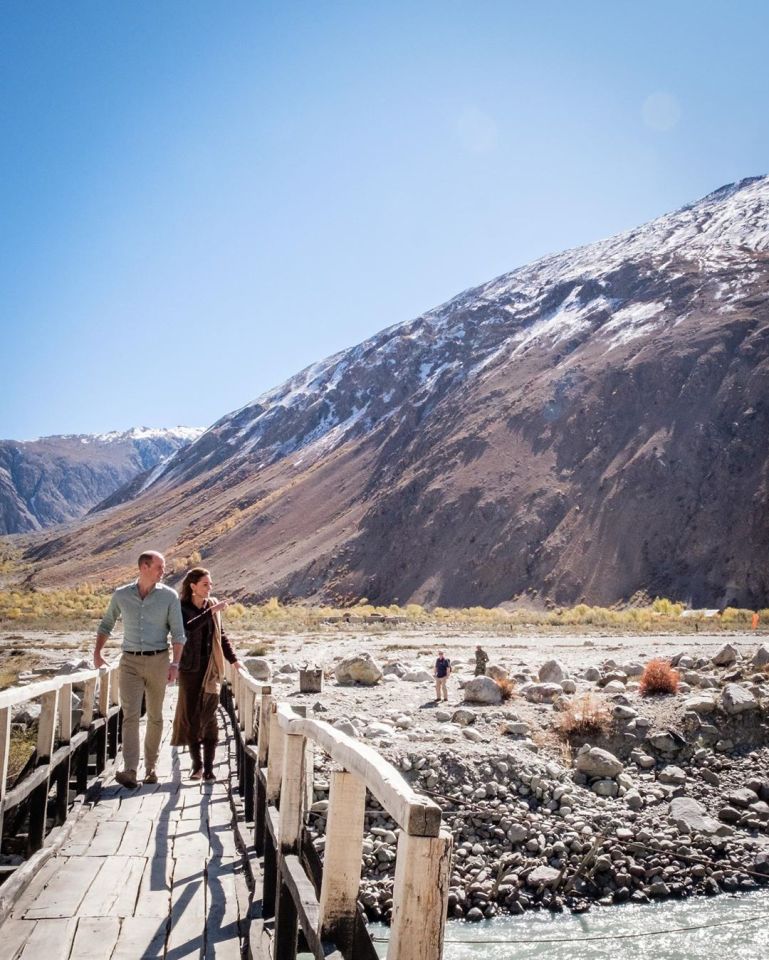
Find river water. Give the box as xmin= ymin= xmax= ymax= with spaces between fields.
xmin=367 ymin=889 xmax=769 ymax=959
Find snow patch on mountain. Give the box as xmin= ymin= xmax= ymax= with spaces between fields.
xmin=149 ymin=175 xmax=769 ymax=491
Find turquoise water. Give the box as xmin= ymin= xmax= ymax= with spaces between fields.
xmin=367 ymin=889 xmax=769 ymax=959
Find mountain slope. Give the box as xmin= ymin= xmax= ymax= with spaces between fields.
xmin=21 ymin=177 xmax=769 ymax=608
xmin=0 ymin=427 xmax=203 ymax=534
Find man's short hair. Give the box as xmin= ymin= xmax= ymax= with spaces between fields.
xmin=138 ymin=550 xmax=165 ymax=568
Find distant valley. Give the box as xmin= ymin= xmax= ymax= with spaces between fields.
xmin=0 ymin=427 xmax=203 ymax=534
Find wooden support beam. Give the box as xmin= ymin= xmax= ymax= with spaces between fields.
xmin=274 ymin=870 xmax=299 ymax=960
xmin=318 ymin=771 xmax=366 ymax=954
xmin=80 ymin=678 xmax=97 ymax=729
xmin=276 ymin=707 xmax=441 ymax=837
xmin=0 ymin=706 xmax=10 ymax=838
xmin=282 ymin=854 xmax=343 ymax=960
xmin=257 ymin=689 xmax=272 ymax=766
xmin=97 ymin=670 xmax=110 ymax=719
xmin=58 ymin=683 xmax=73 ymax=744
xmin=110 ymin=668 xmax=120 ymax=706
xmin=243 ymin=688 xmax=255 ymax=743
xmin=279 ymin=728 xmax=306 ymax=853
xmin=388 ymin=829 xmax=453 ymax=960
xmin=266 ymin=704 xmax=286 ymax=802
xmin=37 ymin=690 xmax=59 ymax=763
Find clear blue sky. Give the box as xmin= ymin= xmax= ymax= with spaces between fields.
xmin=2 ymin=0 xmax=768 ymax=439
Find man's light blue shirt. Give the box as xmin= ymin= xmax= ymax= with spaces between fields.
xmin=98 ymin=581 xmax=186 ymax=652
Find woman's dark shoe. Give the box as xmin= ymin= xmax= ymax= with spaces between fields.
xmin=189 ymin=741 xmax=203 ymax=780
xmin=203 ymin=740 xmax=217 ymax=781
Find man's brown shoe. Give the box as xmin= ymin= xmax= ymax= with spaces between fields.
xmin=143 ymin=770 xmax=158 ymax=785
xmin=115 ymin=769 xmax=138 ymax=789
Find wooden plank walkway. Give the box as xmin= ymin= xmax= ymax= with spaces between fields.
xmin=1 ymin=691 xmax=251 ymax=960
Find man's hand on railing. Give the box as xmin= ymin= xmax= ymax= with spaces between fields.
xmin=94 ymin=651 xmax=107 ymax=668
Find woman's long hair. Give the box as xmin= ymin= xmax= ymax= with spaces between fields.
xmin=180 ymin=567 xmax=210 ymax=605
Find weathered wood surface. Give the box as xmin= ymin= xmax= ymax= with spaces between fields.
xmin=276 ymin=705 xmax=442 ymax=836
xmin=2 ymin=691 xmax=251 ymax=960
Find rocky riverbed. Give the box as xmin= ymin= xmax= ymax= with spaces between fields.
xmin=261 ymin=633 xmax=769 ymax=923
xmin=4 ymin=626 xmax=769 ymax=922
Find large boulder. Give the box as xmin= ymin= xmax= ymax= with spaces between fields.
xmin=539 ymin=660 xmax=566 ymax=683
xmin=526 ymin=865 xmax=561 ymax=888
xmin=722 ymin=683 xmax=758 ymax=714
xmin=402 ymin=669 xmax=433 ymax=682
xmin=521 ymin=682 xmax=562 ymax=703
xmin=382 ymin=661 xmax=408 ymax=677
xmin=575 ymin=746 xmax=623 ymax=779
xmin=463 ymin=676 xmax=503 ymax=705
xmin=12 ymin=703 xmax=41 ymax=725
xmin=713 ymin=643 xmax=739 ymax=667
xmin=485 ymin=664 xmax=508 ymax=681
xmin=451 ymin=708 xmax=476 ymax=726
xmin=648 ymin=728 xmax=687 ymax=753
xmin=333 ymin=719 xmax=358 ymax=737
xmin=669 ymin=797 xmax=723 ymax=836
xmin=683 ymin=694 xmax=717 ymax=714
xmin=751 ymin=645 xmax=769 ymax=668
xmin=244 ymin=657 xmax=271 ymax=681
xmin=335 ymin=653 xmax=383 ymax=686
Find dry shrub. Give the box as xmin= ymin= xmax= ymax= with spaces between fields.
xmin=640 ymin=658 xmax=679 ymax=696
xmin=495 ymin=678 xmax=516 ymax=701
xmin=555 ymin=693 xmax=610 ymax=739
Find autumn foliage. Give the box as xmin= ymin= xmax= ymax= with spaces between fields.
xmin=640 ymin=658 xmax=679 ymax=696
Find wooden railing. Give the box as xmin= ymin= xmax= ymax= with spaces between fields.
xmin=0 ymin=663 xmax=121 ymax=920
xmin=223 ymin=662 xmax=453 ymax=960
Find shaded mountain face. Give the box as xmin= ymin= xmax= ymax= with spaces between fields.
xmin=22 ymin=177 xmax=769 ymax=608
xmin=0 ymin=428 xmax=203 ymax=534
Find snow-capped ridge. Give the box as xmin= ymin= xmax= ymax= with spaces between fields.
xmin=151 ymin=175 xmax=769 ymax=491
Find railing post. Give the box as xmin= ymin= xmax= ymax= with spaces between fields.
xmin=278 ymin=716 xmax=306 ymax=852
xmin=266 ymin=703 xmax=286 ymax=803
xmin=80 ymin=677 xmax=97 ymax=730
xmin=255 ymin=689 xmax=272 ymax=855
xmin=274 ymin=708 xmax=307 ymax=960
xmin=94 ymin=670 xmax=110 ymax=773
xmin=59 ymin=683 xmax=73 ymax=744
xmin=243 ymin=684 xmax=256 ymax=821
xmin=0 ymin=706 xmax=10 ymax=841
xmin=28 ymin=689 xmax=59 ymax=854
xmin=55 ymin=683 xmax=73 ymax=825
xmin=318 ymin=770 xmax=367 ymax=955
xmin=388 ymin=830 xmax=453 ymax=960
xmin=107 ymin=666 xmax=120 ymax=759
xmin=78 ymin=676 xmax=97 ymax=793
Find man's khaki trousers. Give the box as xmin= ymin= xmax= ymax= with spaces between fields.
xmin=119 ymin=651 xmax=170 ymax=774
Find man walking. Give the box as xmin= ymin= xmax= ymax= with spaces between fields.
xmin=94 ymin=551 xmax=186 ymax=788
xmin=434 ymin=649 xmax=451 ymax=702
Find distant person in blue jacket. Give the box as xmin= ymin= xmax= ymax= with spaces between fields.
xmin=434 ymin=650 xmax=451 ymax=702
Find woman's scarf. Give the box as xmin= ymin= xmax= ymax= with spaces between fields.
xmin=202 ymin=598 xmax=226 ymax=696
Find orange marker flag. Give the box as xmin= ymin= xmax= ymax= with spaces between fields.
xmin=752 ymin=612 xmax=759 ymax=630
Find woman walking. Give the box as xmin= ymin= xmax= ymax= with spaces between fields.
xmin=172 ymin=567 xmax=241 ymax=781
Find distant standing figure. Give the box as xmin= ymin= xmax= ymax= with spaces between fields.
xmin=474 ymin=645 xmax=489 ymax=677
xmin=94 ymin=551 xmax=185 ymax=789
xmin=434 ymin=650 xmax=451 ymax=701
xmin=171 ymin=568 xmax=241 ymax=781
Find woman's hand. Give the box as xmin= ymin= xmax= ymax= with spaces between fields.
xmin=209 ymin=598 xmax=230 ymax=614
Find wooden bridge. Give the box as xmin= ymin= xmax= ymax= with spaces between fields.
xmin=0 ymin=661 xmax=452 ymax=959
